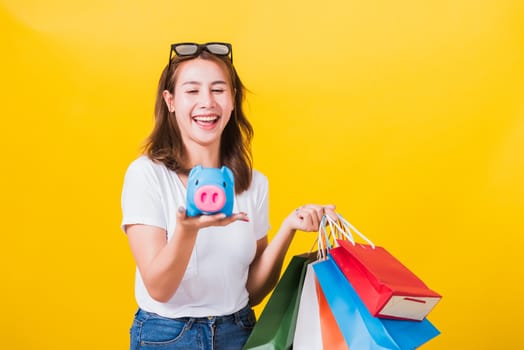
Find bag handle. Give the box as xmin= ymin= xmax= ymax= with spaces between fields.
xmin=324 ymin=213 xmax=376 ymax=249
xmin=317 ymin=215 xmax=338 ymax=259
xmin=317 ymin=216 xmax=328 ymax=259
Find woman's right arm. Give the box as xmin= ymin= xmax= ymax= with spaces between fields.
xmin=126 ymin=208 xmax=249 ymax=303
xmin=126 ymin=219 xmax=198 ymax=303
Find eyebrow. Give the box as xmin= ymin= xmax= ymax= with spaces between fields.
xmin=181 ymin=80 xmax=228 ymax=86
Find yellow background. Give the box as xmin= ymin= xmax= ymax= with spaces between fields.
xmin=1 ymin=0 xmax=523 ymax=348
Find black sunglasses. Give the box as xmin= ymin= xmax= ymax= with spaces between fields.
xmin=167 ymin=42 xmax=233 ymax=74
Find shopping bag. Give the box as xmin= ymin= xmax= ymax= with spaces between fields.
xmin=327 ymin=215 xmax=442 ymax=321
xmin=293 ymin=263 xmax=324 ymax=350
xmin=313 ymin=256 xmax=440 ymax=350
xmin=243 ymin=253 xmax=313 ymax=350
xmin=293 ymin=257 xmax=350 ymax=350
xmin=315 ymin=275 xmax=350 ymax=350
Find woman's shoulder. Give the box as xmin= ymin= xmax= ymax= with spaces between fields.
xmin=243 ymin=169 xmax=268 ymax=197
xmin=124 ymin=155 xmax=170 ymax=180
xmin=251 ymin=168 xmax=268 ymax=186
xmin=127 ymin=155 xmax=165 ymax=172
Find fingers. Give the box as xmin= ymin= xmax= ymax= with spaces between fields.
xmin=322 ymin=205 xmax=338 ymax=221
xmin=295 ymin=204 xmax=335 ymax=220
xmin=294 ymin=204 xmax=338 ymax=231
xmin=203 ymin=212 xmax=249 ymax=225
xmin=177 ymin=206 xmax=187 ymax=220
xmin=294 ymin=205 xmax=322 ymax=232
xmin=177 ymin=206 xmax=249 ymax=229
xmin=232 ymin=212 xmax=250 ymax=222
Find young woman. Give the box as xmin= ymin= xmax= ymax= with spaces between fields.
xmin=121 ymin=42 xmax=336 ymax=350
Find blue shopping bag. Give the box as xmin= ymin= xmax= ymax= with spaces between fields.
xmin=313 ymin=256 xmax=440 ymax=350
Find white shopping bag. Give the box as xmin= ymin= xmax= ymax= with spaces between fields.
xmin=293 ymin=263 xmax=323 ymax=350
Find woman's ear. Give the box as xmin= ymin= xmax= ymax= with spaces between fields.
xmin=162 ymin=90 xmax=174 ymax=112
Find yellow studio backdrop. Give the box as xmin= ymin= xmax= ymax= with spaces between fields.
xmin=1 ymin=0 xmax=523 ymax=348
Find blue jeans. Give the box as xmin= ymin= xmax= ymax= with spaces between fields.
xmin=130 ymin=305 xmax=256 ymax=350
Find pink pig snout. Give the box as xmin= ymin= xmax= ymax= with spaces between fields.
xmin=193 ymin=185 xmax=227 ymax=213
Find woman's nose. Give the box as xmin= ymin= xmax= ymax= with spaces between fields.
xmin=199 ymin=90 xmax=216 ymax=107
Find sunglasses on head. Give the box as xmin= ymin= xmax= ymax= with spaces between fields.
xmin=167 ymin=42 xmax=233 ymax=74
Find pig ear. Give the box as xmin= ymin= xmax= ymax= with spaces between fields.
xmin=189 ymin=165 xmax=203 ymax=177
xmin=220 ymin=166 xmax=234 ymax=183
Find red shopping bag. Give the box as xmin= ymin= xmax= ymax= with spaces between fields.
xmin=327 ymin=215 xmax=441 ymax=321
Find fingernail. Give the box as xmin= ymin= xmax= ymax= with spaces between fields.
xmin=178 ymin=207 xmax=185 ymax=213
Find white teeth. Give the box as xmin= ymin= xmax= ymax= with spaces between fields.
xmin=193 ymin=116 xmax=218 ymax=122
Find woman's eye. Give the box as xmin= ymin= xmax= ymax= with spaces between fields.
xmin=212 ymin=89 xmax=225 ymax=93
xmin=186 ymin=90 xmax=198 ymax=94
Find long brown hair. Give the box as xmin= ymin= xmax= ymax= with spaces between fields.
xmin=144 ymin=50 xmax=254 ymax=194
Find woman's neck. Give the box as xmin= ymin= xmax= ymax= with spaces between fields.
xmin=185 ymin=143 xmax=221 ymax=169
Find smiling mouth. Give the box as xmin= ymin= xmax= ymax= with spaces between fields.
xmin=192 ymin=115 xmax=220 ymax=126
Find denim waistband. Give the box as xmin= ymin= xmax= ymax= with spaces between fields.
xmin=137 ymin=304 xmax=252 ymax=325
xmin=176 ymin=304 xmax=252 ymax=325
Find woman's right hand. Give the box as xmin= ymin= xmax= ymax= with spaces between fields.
xmin=176 ymin=206 xmax=249 ymax=233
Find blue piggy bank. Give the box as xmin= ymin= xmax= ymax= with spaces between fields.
xmin=186 ymin=165 xmax=235 ymax=217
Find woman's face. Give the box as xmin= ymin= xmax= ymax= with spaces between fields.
xmin=166 ymin=58 xmax=234 ymax=152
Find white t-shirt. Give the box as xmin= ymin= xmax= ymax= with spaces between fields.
xmin=121 ymin=156 xmax=270 ymax=318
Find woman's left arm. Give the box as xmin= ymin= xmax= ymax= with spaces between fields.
xmin=246 ymin=204 xmax=336 ymax=306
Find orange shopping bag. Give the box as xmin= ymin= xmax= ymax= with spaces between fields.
xmin=315 ymin=276 xmax=350 ymax=350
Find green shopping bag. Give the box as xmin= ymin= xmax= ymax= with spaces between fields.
xmin=243 ymin=253 xmax=314 ymax=350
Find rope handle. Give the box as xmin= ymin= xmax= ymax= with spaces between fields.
xmin=317 ymin=216 xmax=328 ymax=260
xmin=324 ymin=213 xmax=376 ymax=249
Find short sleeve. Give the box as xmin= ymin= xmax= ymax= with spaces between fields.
xmin=252 ymin=171 xmax=270 ymax=240
xmin=120 ymin=157 xmax=167 ymax=233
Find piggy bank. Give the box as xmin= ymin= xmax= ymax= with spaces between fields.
xmin=185 ymin=165 xmax=235 ymax=217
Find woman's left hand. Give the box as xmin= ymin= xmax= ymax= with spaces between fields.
xmin=283 ymin=204 xmax=337 ymax=232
